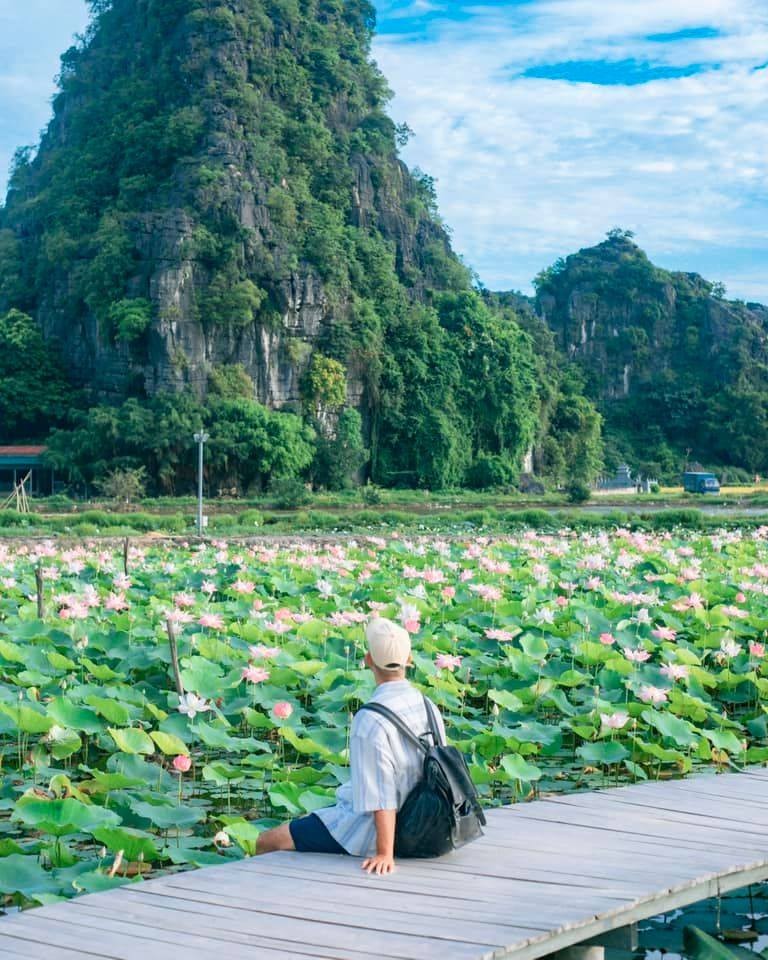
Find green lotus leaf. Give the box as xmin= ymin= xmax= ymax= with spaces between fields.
xmin=0 ymin=702 xmax=54 ymax=734
xmin=641 ymin=709 xmax=699 ymax=747
xmin=150 ymin=730 xmax=189 ymax=755
xmin=0 ymin=854 xmax=62 ymax=898
xmin=81 ymin=657 xmax=123 ymax=681
xmin=487 ymin=689 xmax=524 ymax=712
xmin=12 ymin=797 xmax=120 ymax=837
xmin=130 ymin=800 xmax=206 ymax=829
xmin=500 ymin=753 xmax=543 ymax=782
xmin=47 ymin=697 xmax=104 ymax=734
xmin=71 ymin=870 xmax=136 ymax=894
xmin=93 ymin=826 xmax=161 ymax=862
xmin=223 ymin=819 xmax=261 ymax=855
xmin=520 ymin=634 xmax=549 ymax=660
xmin=202 ymin=761 xmax=245 ymax=785
xmin=85 ymin=695 xmax=135 ymax=726
xmin=47 ymin=726 xmax=83 ymax=760
xmin=702 ymin=728 xmax=745 ymax=753
xmin=576 ymin=741 xmax=629 ymax=766
xmin=108 ymin=726 xmax=155 ymax=755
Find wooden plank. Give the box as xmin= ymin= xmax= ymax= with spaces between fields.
xmin=36 ymin=897 xmax=384 ymax=960
xmin=0 ymin=935 xmax=101 ymax=960
xmin=7 ymin=897 xmax=356 ymax=960
xmin=63 ymin=889 xmax=496 ymax=960
xmin=495 ymin=799 xmax=768 ymax=848
xmin=227 ymin=854 xmax=633 ymax=910
xmin=6 ymin=768 xmax=768 ymax=960
xmin=84 ymin=882 xmax=526 ymax=948
xmin=157 ymin=869 xmax=551 ymax=929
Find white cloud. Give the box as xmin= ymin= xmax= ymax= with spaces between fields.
xmin=374 ymin=0 xmax=768 ymax=299
xmin=0 ymin=0 xmax=89 ymax=195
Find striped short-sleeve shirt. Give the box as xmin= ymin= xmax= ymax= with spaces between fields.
xmin=314 ymin=679 xmax=446 ymax=857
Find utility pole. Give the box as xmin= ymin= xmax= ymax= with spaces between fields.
xmin=193 ymin=431 xmax=209 ymax=536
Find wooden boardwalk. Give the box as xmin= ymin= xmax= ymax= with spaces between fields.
xmin=3 ymin=768 xmax=768 ymax=960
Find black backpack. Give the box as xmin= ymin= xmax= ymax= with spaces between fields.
xmin=359 ymin=695 xmax=486 ymax=858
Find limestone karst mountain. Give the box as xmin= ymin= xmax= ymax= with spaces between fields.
xmin=0 ymin=0 xmax=543 ymax=486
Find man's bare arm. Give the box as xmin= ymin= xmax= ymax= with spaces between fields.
xmin=362 ymin=808 xmax=396 ymax=875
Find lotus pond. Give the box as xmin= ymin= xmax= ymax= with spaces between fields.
xmin=2 ymin=527 xmax=768 ymax=908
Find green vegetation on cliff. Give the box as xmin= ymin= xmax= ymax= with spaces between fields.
xmin=0 ymin=0 xmax=568 ymax=491
xmin=534 ymin=230 xmax=768 ymax=480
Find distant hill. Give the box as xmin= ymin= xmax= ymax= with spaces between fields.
xmin=528 ymin=231 xmax=768 ymax=478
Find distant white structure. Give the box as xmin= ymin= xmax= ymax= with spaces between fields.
xmin=597 ymin=463 xmax=656 ymax=493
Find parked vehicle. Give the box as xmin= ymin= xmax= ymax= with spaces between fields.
xmin=683 ymin=471 xmax=720 ymax=495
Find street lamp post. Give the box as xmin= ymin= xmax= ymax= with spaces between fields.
xmin=193 ymin=432 xmax=209 ymax=537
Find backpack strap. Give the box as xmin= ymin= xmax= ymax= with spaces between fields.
xmin=423 ymin=696 xmax=445 ymax=747
xmin=358 ymin=702 xmax=430 ymax=755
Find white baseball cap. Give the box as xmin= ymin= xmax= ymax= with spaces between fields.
xmin=366 ymin=617 xmax=411 ymax=671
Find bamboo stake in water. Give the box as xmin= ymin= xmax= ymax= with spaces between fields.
xmin=165 ymin=619 xmax=184 ymax=696
xmin=35 ymin=565 xmax=44 ymax=620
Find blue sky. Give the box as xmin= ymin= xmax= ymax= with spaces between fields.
xmin=1 ymin=0 xmax=766 ymax=301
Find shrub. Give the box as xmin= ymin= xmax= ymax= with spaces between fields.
xmin=566 ymin=480 xmax=592 ymax=503
xmin=270 ymin=477 xmax=312 ymax=509
xmin=239 ymin=509 xmax=264 ymax=528
xmin=465 ymin=454 xmax=516 ymax=490
xmin=360 ymin=482 xmax=383 ymax=505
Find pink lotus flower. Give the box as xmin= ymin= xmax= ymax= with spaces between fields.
xmin=232 ymin=579 xmax=256 ymax=595
xmin=274 ymin=607 xmax=293 ymax=620
xmin=251 ymin=598 xmax=264 ymax=612
xmin=435 ymin=653 xmax=462 ymax=672
xmin=166 ymin=608 xmax=194 ymax=625
xmin=403 ymin=617 xmax=420 ymax=634
xmin=599 ymin=632 xmax=616 ymax=645
xmin=272 ymin=701 xmax=293 ymax=720
xmin=174 ymin=592 xmax=196 ymax=609
xmin=556 ymin=596 xmax=569 ymax=607
xmin=624 ymin=647 xmax=651 ymax=663
xmin=585 ymin=577 xmax=602 ymax=591
xmin=264 ymin=619 xmax=292 ymax=634
xmin=250 ymin=644 xmax=280 ymax=661
xmin=441 ymin=586 xmax=456 ymax=602
xmin=172 ymin=754 xmax=191 ymax=773
xmin=243 ymin=665 xmax=270 ymax=684
xmin=199 ymin=612 xmax=225 ymax=629
xmin=201 ymin=580 xmax=217 ymax=594
xmin=749 ymin=641 xmax=766 ymax=658
xmin=736 ymin=592 xmax=747 ymax=603
xmin=600 ymin=712 xmax=629 ymax=730
xmin=105 ymin=592 xmax=129 ymax=611
xmin=660 ymin=663 xmax=689 ymax=681
xmin=423 ymin=568 xmax=445 ymax=584
xmin=638 ymin=685 xmax=668 ymax=704
xmin=486 ymin=628 xmax=515 ymax=642
xmin=651 ymin=626 xmax=677 ymax=641
xmin=721 ymin=605 xmax=748 ymax=619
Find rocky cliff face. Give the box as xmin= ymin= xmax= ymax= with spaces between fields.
xmin=536 ymin=234 xmax=768 ymax=402
xmin=0 ymin=0 xmax=452 ymax=408
xmin=531 ymin=232 xmax=768 ymax=472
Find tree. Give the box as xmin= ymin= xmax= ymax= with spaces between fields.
xmin=312 ymin=408 xmax=368 ymax=490
xmin=0 ymin=310 xmax=74 ymax=442
xmin=95 ymin=466 xmax=146 ymax=505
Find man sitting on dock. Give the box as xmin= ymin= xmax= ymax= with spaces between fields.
xmin=256 ymin=617 xmax=445 ymax=875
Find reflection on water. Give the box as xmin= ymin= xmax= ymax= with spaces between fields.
xmin=638 ymin=883 xmax=768 ymax=960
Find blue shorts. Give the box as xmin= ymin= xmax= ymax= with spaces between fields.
xmin=289 ymin=813 xmax=348 ymax=855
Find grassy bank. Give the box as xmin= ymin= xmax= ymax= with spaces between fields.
xmin=1 ymin=503 xmax=768 ymax=538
